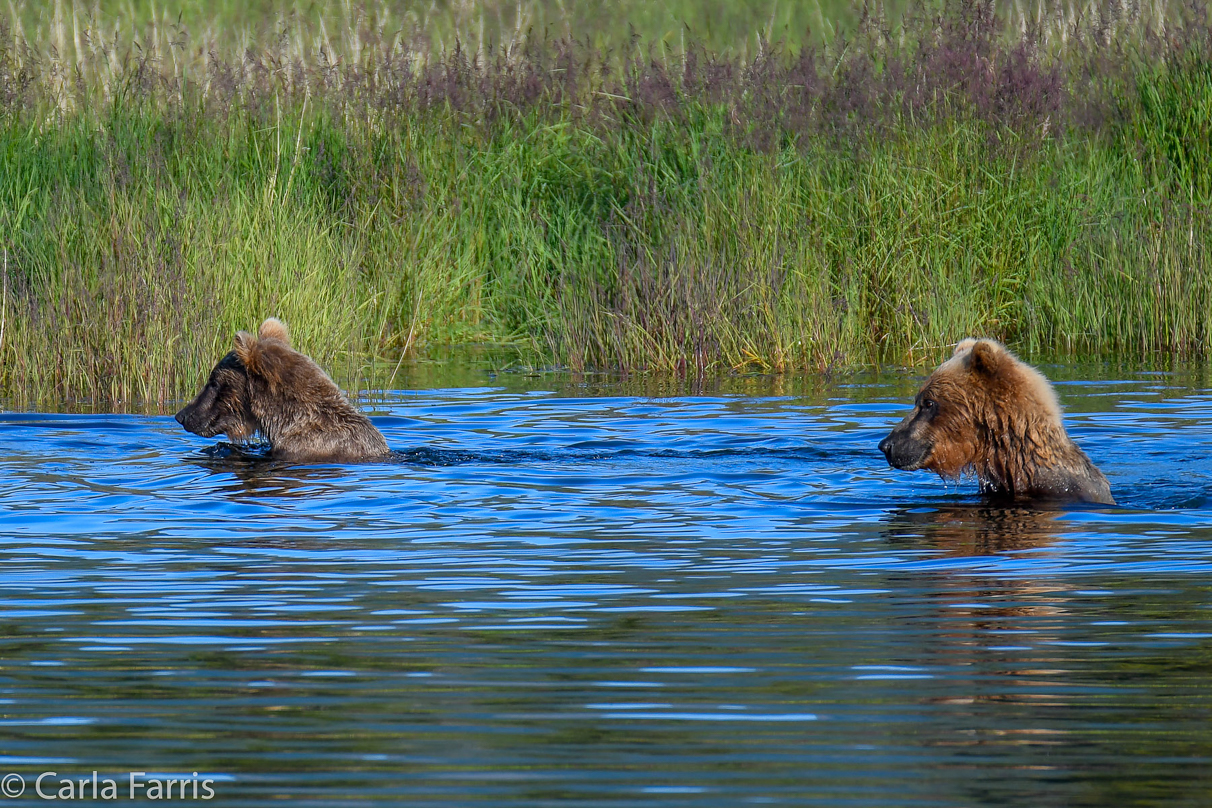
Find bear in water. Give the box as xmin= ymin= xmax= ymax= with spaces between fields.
xmin=878 ymin=338 xmax=1114 ymax=505
xmin=175 ymin=318 xmax=389 ymax=462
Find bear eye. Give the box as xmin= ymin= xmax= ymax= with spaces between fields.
xmin=921 ymin=398 xmax=937 ymax=411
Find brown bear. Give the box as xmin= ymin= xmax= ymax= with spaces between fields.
xmin=175 ymin=318 xmax=390 ymax=462
xmin=878 ymin=338 xmax=1114 ymax=505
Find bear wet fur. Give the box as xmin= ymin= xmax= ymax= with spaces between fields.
xmin=175 ymin=318 xmax=389 ymax=462
xmin=878 ymin=338 xmax=1114 ymax=505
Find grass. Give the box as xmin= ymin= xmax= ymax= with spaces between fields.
xmin=2 ymin=0 xmax=1212 ymax=409
xmin=7 ymin=0 xmax=904 ymax=61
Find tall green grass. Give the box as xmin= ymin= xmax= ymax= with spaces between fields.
xmin=1 ymin=0 xmax=1212 ymax=409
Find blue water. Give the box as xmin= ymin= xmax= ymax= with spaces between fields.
xmin=2 ymin=361 xmax=1212 ymax=806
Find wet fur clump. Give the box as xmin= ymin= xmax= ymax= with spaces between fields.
xmin=176 ymin=318 xmax=389 ymax=462
xmin=878 ymin=338 xmax=1114 ymax=505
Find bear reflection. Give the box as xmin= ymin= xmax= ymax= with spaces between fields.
xmin=882 ymin=503 xmax=1064 ymax=555
xmin=190 ymin=442 xmax=348 ymax=500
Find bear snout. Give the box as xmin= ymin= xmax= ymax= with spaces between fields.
xmin=879 ymin=430 xmax=930 ymax=471
xmin=174 ymin=404 xmax=218 ymax=437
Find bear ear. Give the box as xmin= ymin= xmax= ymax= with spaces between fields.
xmin=966 ymin=339 xmax=1003 ymax=376
xmin=952 ymin=338 xmax=977 ymax=356
xmin=233 ymin=330 xmax=259 ymax=369
xmin=258 ymin=317 xmax=290 ymax=347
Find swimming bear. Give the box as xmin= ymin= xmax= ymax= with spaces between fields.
xmin=175 ymin=318 xmax=389 ymax=462
xmin=878 ymin=338 xmax=1114 ymax=505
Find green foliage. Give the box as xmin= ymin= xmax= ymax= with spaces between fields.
xmin=1135 ymin=51 xmax=1212 ymax=205
xmin=3 ymin=1 xmax=1212 ymax=409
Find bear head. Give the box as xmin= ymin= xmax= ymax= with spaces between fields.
xmin=174 ymin=318 xmax=291 ymax=444
xmin=877 ymin=338 xmax=1055 ymax=477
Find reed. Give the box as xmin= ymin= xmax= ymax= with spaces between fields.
xmin=1 ymin=0 xmax=1211 ymax=409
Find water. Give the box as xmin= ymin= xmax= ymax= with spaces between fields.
xmin=3 ymin=358 xmax=1212 ymax=807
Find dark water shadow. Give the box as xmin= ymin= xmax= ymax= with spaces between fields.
xmin=190 ymin=441 xmax=862 ymax=470
xmin=389 ymin=444 xmax=852 ymax=466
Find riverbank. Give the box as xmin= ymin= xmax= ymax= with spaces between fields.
xmin=2 ymin=0 xmax=1211 ymax=408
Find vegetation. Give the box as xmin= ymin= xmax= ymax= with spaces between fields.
xmin=2 ymin=0 xmax=1212 ymax=408
xmin=8 ymin=0 xmax=899 ymax=58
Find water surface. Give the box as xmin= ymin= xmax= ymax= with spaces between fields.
xmin=2 ymin=360 xmax=1211 ymax=806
